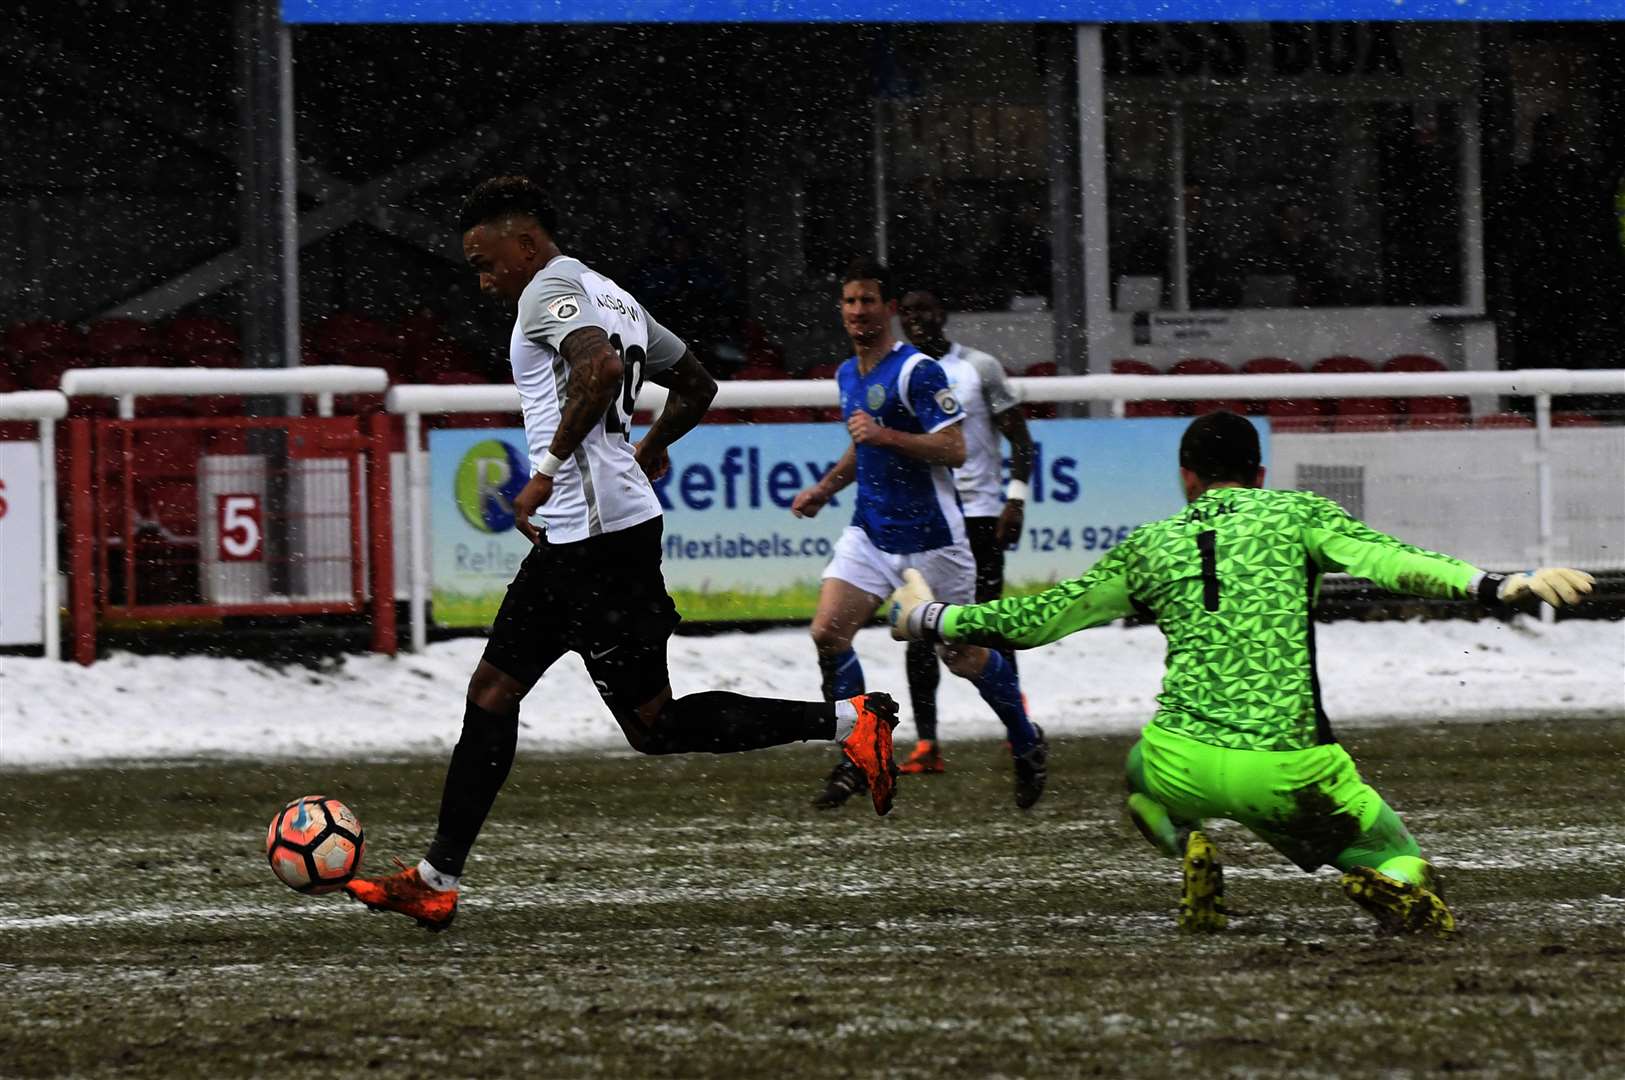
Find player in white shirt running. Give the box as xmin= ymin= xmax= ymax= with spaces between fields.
xmin=345 ymin=177 xmax=901 ymax=931
xmin=896 ymin=289 xmax=1036 ymax=776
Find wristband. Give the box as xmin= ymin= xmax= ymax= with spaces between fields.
xmin=537 ymin=452 xmax=565 ymax=478
xmin=1005 ymin=479 xmax=1031 ymax=503
xmin=1476 ymin=572 xmax=1507 ymax=606
xmin=906 ymin=601 xmax=949 ymax=643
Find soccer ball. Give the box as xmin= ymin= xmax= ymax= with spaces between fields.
xmin=265 ymin=795 xmax=365 ymax=894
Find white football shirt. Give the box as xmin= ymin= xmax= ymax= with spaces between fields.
xmin=512 ymin=255 xmax=686 ymax=543
xmin=936 ymin=342 xmax=1019 ymax=519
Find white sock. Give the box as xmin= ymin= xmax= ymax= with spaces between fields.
xmin=417 ymin=859 xmax=459 ymax=892
xmin=832 ymin=699 xmax=859 ymax=742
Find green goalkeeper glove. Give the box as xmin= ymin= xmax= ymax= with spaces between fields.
xmin=1494 ymin=567 xmax=1596 ymax=608
xmin=888 ymin=568 xmax=947 ymax=642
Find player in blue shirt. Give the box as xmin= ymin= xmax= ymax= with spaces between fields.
xmin=792 ymin=260 xmax=1047 ymax=809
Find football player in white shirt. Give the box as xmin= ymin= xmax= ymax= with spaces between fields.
xmin=346 ymin=177 xmax=901 ymax=930
xmin=896 ymin=289 xmax=1036 ymax=777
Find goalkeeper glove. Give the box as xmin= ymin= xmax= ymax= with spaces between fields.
xmin=888 ymin=568 xmax=948 ymax=642
xmin=1481 ymin=567 xmax=1596 ymax=609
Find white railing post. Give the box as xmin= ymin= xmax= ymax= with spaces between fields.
xmin=316 ymin=392 xmax=334 ymax=417
xmin=1534 ymin=391 xmax=1555 ymax=625
xmin=40 ymin=417 xmax=60 ymax=661
xmin=405 ymin=410 xmax=428 ymax=653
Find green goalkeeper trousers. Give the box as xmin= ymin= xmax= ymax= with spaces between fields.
xmin=1125 ymin=722 xmax=1428 ymax=881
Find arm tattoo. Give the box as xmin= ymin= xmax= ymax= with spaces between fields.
xmin=549 ymin=326 xmax=623 ymax=459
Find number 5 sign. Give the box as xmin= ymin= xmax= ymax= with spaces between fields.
xmin=217 ymin=494 xmax=264 ymax=561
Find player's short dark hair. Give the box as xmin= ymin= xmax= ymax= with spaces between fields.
xmin=841 ymin=258 xmax=896 ymax=301
xmin=459 ymin=176 xmax=558 ymax=235
xmin=1179 ymin=411 xmax=1261 ymax=485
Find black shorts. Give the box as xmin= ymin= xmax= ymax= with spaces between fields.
xmin=964 ymin=516 xmax=1006 ymax=604
xmin=482 ymin=516 xmax=680 ymax=718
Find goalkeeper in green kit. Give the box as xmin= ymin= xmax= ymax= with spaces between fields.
xmin=887 ymin=411 xmax=1595 ymax=935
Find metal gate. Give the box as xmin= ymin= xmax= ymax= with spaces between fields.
xmin=68 ymin=414 xmax=395 ymax=663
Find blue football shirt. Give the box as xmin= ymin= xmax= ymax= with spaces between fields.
xmin=836 ymin=342 xmax=967 ymax=554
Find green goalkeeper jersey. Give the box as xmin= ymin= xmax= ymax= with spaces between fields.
xmin=938 ymin=487 xmax=1483 ymax=751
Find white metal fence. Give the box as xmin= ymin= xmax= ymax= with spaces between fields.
xmin=386 ymin=368 xmax=1625 ymax=652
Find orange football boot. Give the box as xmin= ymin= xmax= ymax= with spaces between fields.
xmin=841 ymin=693 xmax=900 ymax=816
xmin=344 ymin=858 xmax=459 ymax=931
xmin=898 ymin=739 xmax=946 ymax=775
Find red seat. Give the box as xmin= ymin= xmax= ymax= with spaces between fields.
xmin=1168 ymin=357 xmax=1234 ymax=377
xmin=804 ymin=362 xmax=841 ymax=381
xmin=734 ymin=363 xmax=786 ymax=381
xmin=1403 ymin=395 xmax=1469 ymax=427
xmin=1329 ymin=396 xmax=1397 ymax=430
xmin=1240 ymin=356 xmax=1303 ymax=375
xmin=1021 ymin=362 xmax=1058 ymax=418
xmin=1552 ymin=412 xmax=1601 ymax=427
xmin=177 ymin=346 xmax=241 ymax=370
xmin=6 ymin=320 xmax=81 ymax=356
xmin=750 ymin=407 xmax=816 ymax=424
xmin=165 ymin=316 xmax=239 ymax=359
xmin=1111 ymin=358 xmax=1160 ymax=376
xmin=1191 ymin=399 xmax=1249 ymax=417
xmin=1311 ymin=355 xmax=1376 ymax=375
xmin=1237 ymin=358 xmax=1313 ymax=418
xmin=87 ymin=319 xmax=157 ymax=360
xmin=310 ymin=312 xmax=401 ymax=359
xmin=1381 ymin=354 xmax=1447 ymax=374
xmin=1476 ymin=412 xmax=1534 ymax=428
xmin=1113 ymin=359 xmax=1176 ymax=415
xmin=410 ymin=342 xmax=481 ymax=383
xmin=24 ymin=352 xmax=89 ymax=390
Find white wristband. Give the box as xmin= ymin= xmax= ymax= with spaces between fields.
xmin=537 ymin=452 xmax=565 ymax=478
xmin=1005 ymin=479 xmax=1031 ymax=503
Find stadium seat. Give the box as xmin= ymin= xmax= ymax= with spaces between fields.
xmin=1191 ymin=398 xmax=1249 ymax=417
xmin=1168 ymin=357 xmax=1233 ymax=377
xmin=1114 ymin=359 xmax=1178 ymax=417
xmin=310 ymin=312 xmax=401 ymax=360
xmin=1381 ymin=354 xmax=1447 ymax=374
xmin=23 ymin=352 xmax=88 ymax=390
xmin=1022 ymin=361 xmax=1058 ymax=419
xmin=1552 ymin=412 xmax=1601 ymax=427
xmin=1239 ymin=357 xmax=1317 ymax=422
xmin=1167 ymin=357 xmax=1236 ymax=416
xmin=1124 ymin=400 xmax=1183 ymax=418
xmin=750 ymin=407 xmax=816 ymax=424
xmin=1381 ymin=354 xmax=1462 ymax=426
xmin=6 ymin=320 xmax=81 ymax=357
xmin=396 ymin=311 xmax=448 ymax=353
xmin=1111 ymin=358 xmax=1160 ymax=376
xmin=86 ymin=319 xmax=158 ymax=360
xmin=1475 ymin=412 xmax=1535 ymax=428
xmin=1239 ymin=356 xmax=1303 ymax=375
xmin=1403 ymin=396 xmax=1469 ymax=428
xmin=165 ymin=316 xmax=239 ymax=359
xmin=1328 ymin=397 xmax=1396 ymax=431
xmin=410 ymin=341 xmax=482 ymax=383
xmin=1311 ymin=355 xmax=1375 ymax=375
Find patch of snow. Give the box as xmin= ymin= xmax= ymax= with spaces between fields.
xmin=1 ymin=618 xmax=1619 ymax=769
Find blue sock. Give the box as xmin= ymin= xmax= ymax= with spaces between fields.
xmin=972 ymin=650 xmax=1036 ymax=754
xmin=818 ymin=648 xmax=865 ymax=702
